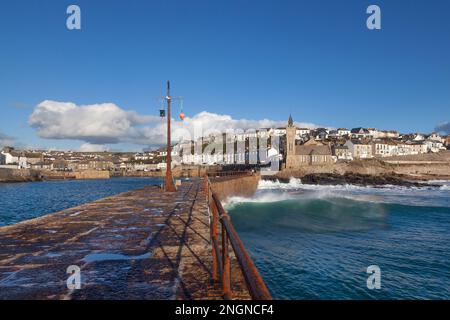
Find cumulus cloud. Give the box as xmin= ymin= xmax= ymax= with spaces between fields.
xmin=79 ymin=143 xmax=109 ymax=152
xmin=29 ymin=100 xmax=321 ymax=148
xmin=435 ymin=122 xmax=450 ymax=134
xmin=0 ymin=131 xmax=15 ymax=148
xmin=29 ymin=100 xmax=157 ymax=144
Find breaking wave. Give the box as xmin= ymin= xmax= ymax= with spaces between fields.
xmin=244 ymin=177 xmax=450 ymax=208
xmin=226 ymin=178 xmax=450 ymax=299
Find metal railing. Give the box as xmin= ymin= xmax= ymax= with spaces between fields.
xmin=204 ymin=174 xmax=272 ymax=300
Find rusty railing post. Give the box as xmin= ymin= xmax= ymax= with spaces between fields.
xmin=222 ymin=223 xmax=231 ymax=299
xmin=211 ymin=200 xmax=219 ymax=282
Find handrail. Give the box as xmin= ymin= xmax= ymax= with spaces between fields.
xmin=204 ymin=174 xmax=272 ymax=300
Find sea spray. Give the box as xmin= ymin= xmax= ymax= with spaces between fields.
xmin=226 ymin=182 xmax=450 ymax=299
xmin=252 ymin=178 xmax=450 ymax=208
xmin=229 ymin=197 xmax=388 ymax=233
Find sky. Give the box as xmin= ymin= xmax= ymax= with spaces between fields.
xmin=0 ymin=0 xmax=449 ymax=151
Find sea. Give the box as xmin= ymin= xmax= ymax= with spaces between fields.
xmin=0 ymin=177 xmax=162 ymax=227
xmin=1 ymin=176 xmax=449 ymax=299
xmin=225 ymin=178 xmax=450 ymax=299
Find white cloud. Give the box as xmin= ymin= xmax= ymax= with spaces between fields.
xmin=79 ymin=143 xmax=109 ymax=152
xmin=29 ymin=100 xmax=157 ymax=144
xmin=29 ymin=100 xmax=321 ymax=148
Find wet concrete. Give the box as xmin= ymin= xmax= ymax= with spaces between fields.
xmin=0 ymin=178 xmax=250 ymax=300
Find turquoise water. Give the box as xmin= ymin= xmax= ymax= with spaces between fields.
xmin=0 ymin=177 xmax=162 ymax=227
xmin=226 ymin=179 xmax=450 ymax=300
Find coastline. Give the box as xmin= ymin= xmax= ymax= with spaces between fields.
xmin=272 ymin=151 xmax=450 ymax=187
xmin=265 ymin=172 xmax=446 ymax=188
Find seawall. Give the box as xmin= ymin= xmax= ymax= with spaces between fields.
xmin=74 ymin=170 xmax=110 ymax=179
xmin=210 ymin=173 xmax=260 ymax=201
xmin=0 ymin=168 xmax=42 ymax=182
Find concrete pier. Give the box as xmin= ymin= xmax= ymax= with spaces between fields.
xmin=0 ymin=178 xmax=251 ymax=300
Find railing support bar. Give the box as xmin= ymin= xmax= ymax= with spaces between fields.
xmin=222 ymin=224 xmax=232 ymax=299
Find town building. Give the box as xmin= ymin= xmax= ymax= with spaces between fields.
xmin=332 ymin=145 xmax=353 ymax=161
xmin=1 ymin=147 xmax=27 ymax=168
xmin=372 ymin=140 xmax=393 ymax=157
xmin=296 ymin=128 xmax=311 ymax=137
xmin=425 ymin=139 xmax=445 ymax=153
xmin=344 ymin=140 xmax=373 ymax=159
xmin=31 ymin=162 xmax=52 ymax=170
xmin=285 ymin=115 xmax=333 ymax=169
xmin=273 ymin=127 xmax=287 ymax=136
xmin=337 ymin=128 xmax=350 ymax=137
xmin=350 ymin=128 xmax=371 ymax=139
xmin=24 ymin=153 xmax=43 ymax=165
xmin=428 ymin=132 xmax=444 ymax=143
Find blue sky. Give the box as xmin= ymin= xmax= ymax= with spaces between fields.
xmin=0 ymin=0 xmax=449 ymax=151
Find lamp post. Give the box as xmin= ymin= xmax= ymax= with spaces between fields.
xmin=164 ymin=80 xmax=176 ymax=192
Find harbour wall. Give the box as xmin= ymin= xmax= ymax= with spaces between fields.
xmin=210 ymin=173 xmax=260 ymax=201
xmin=40 ymin=170 xmax=110 ymax=180
xmin=0 ymin=168 xmax=42 ymax=182
xmin=73 ymin=170 xmax=110 ymax=180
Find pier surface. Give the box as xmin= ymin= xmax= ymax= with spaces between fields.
xmin=0 ymin=178 xmax=249 ymax=299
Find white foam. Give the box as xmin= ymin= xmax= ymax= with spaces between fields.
xmin=230 ymin=176 xmax=450 ymax=209
xmin=224 ymin=192 xmax=294 ymax=208
xmin=258 ymin=177 xmax=303 ymax=190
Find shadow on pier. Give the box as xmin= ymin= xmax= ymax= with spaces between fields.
xmin=0 ymin=178 xmax=250 ymax=300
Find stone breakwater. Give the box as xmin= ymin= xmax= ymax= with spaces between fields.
xmin=0 ymin=168 xmax=42 ymax=182
xmin=0 ymin=169 xmax=111 ymax=182
xmin=210 ymin=173 xmax=261 ymax=201
xmin=0 ymin=176 xmax=261 ymax=300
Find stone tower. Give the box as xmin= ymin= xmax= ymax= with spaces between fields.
xmin=286 ymin=114 xmax=296 ymax=169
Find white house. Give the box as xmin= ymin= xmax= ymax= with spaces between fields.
xmin=296 ymin=128 xmax=311 ymax=137
xmin=425 ymin=139 xmax=444 ymax=153
xmin=344 ymin=140 xmax=373 ymax=159
xmin=0 ymin=148 xmax=27 ymax=168
xmin=133 ymin=163 xmax=158 ymax=171
xmin=337 ymin=128 xmax=351 ymax=137
xmin=333 ymin=145 xmax=353 ymax=160
xmin=257 ymin=128 xmax=272 ymax=139
xmin=412 ymin=133 xmax=426 ymax=141
xmin=273 ymin=127 xmax=286 ymax=136
xmin=372 ymin=140 xmax=392 ymax=157
xmin=134 ymin=153 xmax=150 ymax=161
xmin=368 ymin=128 xmax=380 ymax=139
xmin=157 ymin=162 xmax=167 ymax=170
xmin=350 ymin=128 xmax=371 ymax=139
xmin=428 ymin=133 xmax=444 ymax=143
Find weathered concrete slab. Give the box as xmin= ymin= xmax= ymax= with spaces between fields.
xmin=0 ymin=178 xmax=250 ymax=300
